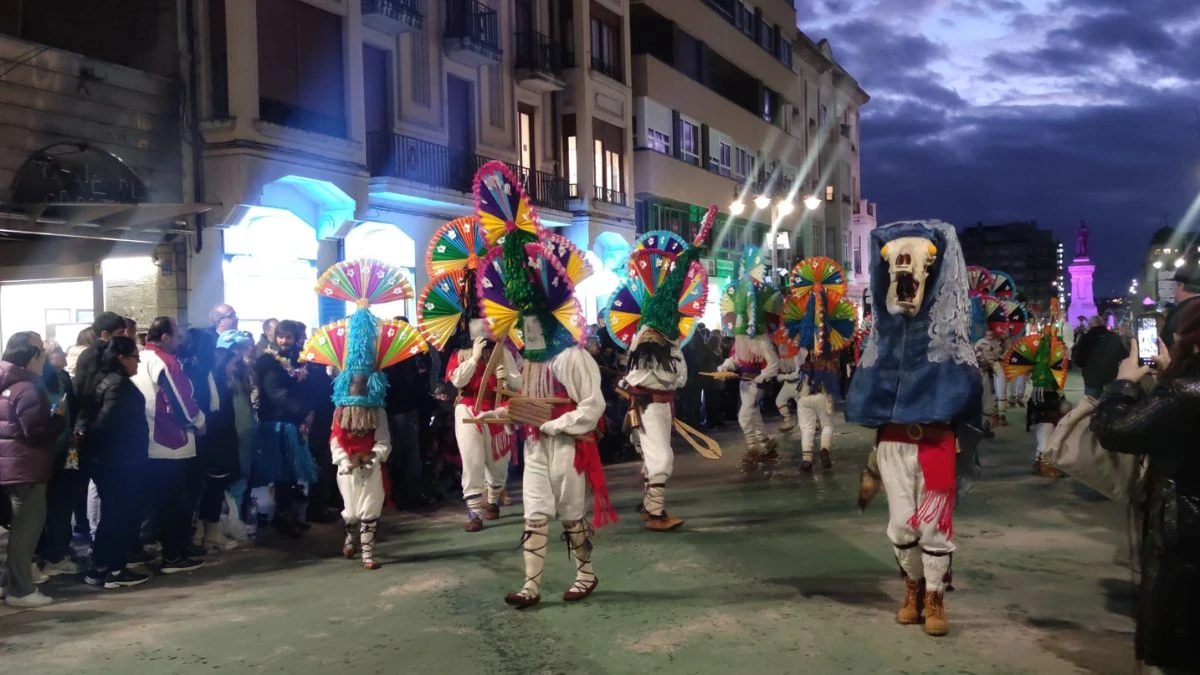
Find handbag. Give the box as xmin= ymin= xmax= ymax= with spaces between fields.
xmin=1044 ymin=396 xmax=1145 ymax=501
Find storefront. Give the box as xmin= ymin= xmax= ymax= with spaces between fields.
xmin=0 ymin=141 xmax=213 ymax=342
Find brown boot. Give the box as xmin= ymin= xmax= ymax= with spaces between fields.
xmin=1039 ymin=462 xmax=1064 ymax=478
xmin=1032 ymin=456 xmax=1044 ymax=475
xmin=923 ymin=591 xmax=949 ymax=636
xmin=482 ymin=503 xmax=501 ymax=521
xmin=818 ymin=448 xmax=833 ymax=470
xmin=644 ymin=512 xmax=685 ymax=531
xmin=896 ymin=576 xmax=925 ymax=625
xmin=464 ymin=515 xmax=484 ymax=532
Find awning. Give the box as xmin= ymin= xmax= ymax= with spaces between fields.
xmin=0 ymin=202 xmax=220 ymax=244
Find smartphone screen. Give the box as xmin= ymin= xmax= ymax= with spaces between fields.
xmin=1136 ymin=315 xmax=1159 ymax=367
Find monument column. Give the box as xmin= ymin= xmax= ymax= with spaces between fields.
xmin=1066 ymin=220 xmax=1098 ymax=322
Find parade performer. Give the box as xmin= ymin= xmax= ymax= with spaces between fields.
xmin=773 ymin=332 xmax=802 ymax=432
xmin=300 ymin=259 xmax=425 ymax=569
xmin=782 ymin=257 xmax=857 ymax=471
xmin=470 ymin=161 xmax=615 ymax=608
xmin=973 ymin=327 xmax=1006 ymax=431
xmin=846 ymin=220 xmax=982 ymax=637
xmin=1003 ymin=320 xmax=1070 ymax=478
xmin=605 ymin=207 xmax=715 ymax=531
xmin=416 ymin=216 xmax=518 ymax=532
xmin=717 ymin=246 xmax=781 ymax=461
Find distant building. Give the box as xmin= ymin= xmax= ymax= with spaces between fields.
xmin=1142 ymin=226 xmax=1200 ymax=305
xmin=958 ymin=221 xmax=1062 ymax=308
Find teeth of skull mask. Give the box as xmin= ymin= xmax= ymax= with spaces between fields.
xmin=880 ymin=236 xmax=938 ymax=318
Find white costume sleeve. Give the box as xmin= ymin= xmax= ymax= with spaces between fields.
xmin=672 ymin=345 xmax=688 ymax=389
xmin=372 ymin=408 xmax=392 ymax=463
xmin=448 ymin=350 xmax=479 ymax=388
xmin=540 ymin=348 xmax=605 ymax=437
xmin=756 ymin=339 xmax=780 ymax=380
xmin=331 ymin=429 xmax=348 ymax=466
xmin=502 ymin=349 xmax=522 ymax=390
xmin=717 ymin=354 xmax=736 ymax=371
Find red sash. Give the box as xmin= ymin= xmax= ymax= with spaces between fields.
xmin=332 ymin=414 xmax=376 ymax=458
xmin=878 ymin=423 xmax=956 ymax=537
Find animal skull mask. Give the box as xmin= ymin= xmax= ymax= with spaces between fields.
xmin=880 ymin=236 xmax=939 ymax=318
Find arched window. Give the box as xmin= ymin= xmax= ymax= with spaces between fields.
xmin=222 ymin=206 xmax=319 ymax=338
xmin=343 ymin=222 xmax=417 ymax=321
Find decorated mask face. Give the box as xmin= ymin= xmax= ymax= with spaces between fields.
xmin=522 ymin=314 xmax=547 ymax=352
xmin=880 ymin=236 xmax=938 ymax=318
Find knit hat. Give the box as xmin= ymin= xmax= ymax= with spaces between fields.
xmin=301 ymin=259 xmax=426 ymax=409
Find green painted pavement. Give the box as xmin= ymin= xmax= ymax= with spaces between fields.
xmin=0 ymin=399 xmax=1137 ymax=674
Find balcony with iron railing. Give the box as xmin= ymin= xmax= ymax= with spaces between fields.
xmin=514 ymin=31 xmax=566 ymax=92
xmin=590 ymin=55 xmax=623 ymax=84
xmin=444 ymin=0 xmax=501 ymax=67
xmin=593 ymin=184 xmax=627 ymax=206
xmin=361 ymin=0 xmax=423 ymax=34
xmin=366 ymin=132 xmax=567 ymax=211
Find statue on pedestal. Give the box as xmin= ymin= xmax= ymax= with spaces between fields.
xmin=1075 ymin=221 xmax=1089 ymax=259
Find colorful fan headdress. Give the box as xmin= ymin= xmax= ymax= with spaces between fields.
xmin=720 ymin=244 xmax=781 ymax=337
xmin=1003 ymin=326 xmax=1068 ymax=392
xmin=472 ymin=161 xmax=591 ymax=362
xmin=606 ymin=206 xmax=715 ymax=348
xmin=302 ymin=259 xmax=427 ymax=409
xmin=784 ymin=256 xmax=857 ymax=356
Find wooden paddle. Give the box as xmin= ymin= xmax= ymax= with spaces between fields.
xmin=614 ymin=388 xmax=722 ymax=460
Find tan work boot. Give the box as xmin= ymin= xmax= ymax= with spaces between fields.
xmin=923 ymin=591 xmax=949 ymax=636
xmin=896 ymin=576 xmax=925 ymax=625
xmin=644 ymin=513 xmax=685 ymax=531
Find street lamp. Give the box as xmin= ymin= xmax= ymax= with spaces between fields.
xmin=1153 ymin=260 xmax=1164 ymax=269
xmin=804 ymin=195 xmax=822 ymax=211
xmin=754 ymin=194 xmax=772 ymax=210
xmin=729 ymin=199 xmax=746 ymax=216
xmin=776 ymin=200 xmax=795 ymax=217
xmin=1176 ymin=257 xmax=1186 ymax=268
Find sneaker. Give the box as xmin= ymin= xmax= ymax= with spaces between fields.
xmin=160 ymin=557 xmax=205 ymax=575
xmin=185 ymin=543 xmax=208 ymax=558
xmin=5 ymin=590 xmax=53 ymax=608
xmin=126 ymin=549 xmax=155 ymax=567
xmin=84 ymin=568 xmax=108 ymax=587
xmin=43 ymin=558 xmax=81 ymax=577
xmin=30 ymin=564 xmax=49 ymax=585
xmin=104 ymin=568 xmax=150 ymax=589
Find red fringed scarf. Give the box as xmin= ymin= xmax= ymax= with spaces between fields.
xmin=879 ymin=424 xmax=956 ymax=538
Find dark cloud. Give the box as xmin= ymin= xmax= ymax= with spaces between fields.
xmin=803 ymin=1 xmax=1200 ymax=294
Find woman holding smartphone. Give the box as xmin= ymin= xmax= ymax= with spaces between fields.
xmin=1091 ymin=300 xmax=1200 ymax=674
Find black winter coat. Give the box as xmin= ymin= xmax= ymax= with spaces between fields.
xmin=1072 ymin=327 xmax=1127 ymax=389
xmin=86 ymin=373 xmax=149 ymax=468
xmin=1091 ymin=375 xmax=1200 ymax=672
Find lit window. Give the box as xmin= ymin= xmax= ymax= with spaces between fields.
xmin=567 ymin=135 xmax=578 ymax=186
xmin=646 ymin=129 xmax=670 ymax=154
xmin=677 ymin=120 xmax=699 ymax=165
xmin=716 ymin=142 xmax=732 ymax=177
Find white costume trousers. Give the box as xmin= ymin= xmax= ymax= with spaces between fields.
xmin=796 ymin=393 xmax=833 ymax=459
xmin=1008 ymin=374 xmax=1028 ymax=401
xmin=980 ymin=370 xmax=997 ymax=418
xmin=338 ymin=463 xmax=385 ymax=523
xmin=522 ymin=434 xmax=586 ymax=523
xmin=454 ymin=403 xmax=509 ymax=502
xmin=737 ymin=381 xmax=765 ymax=444
xmin=877 ymin=440 xmax=955 ymax=592
xmin=775 ymin=381 xmax=800 ymax=411
xmin=1032 ymin=422 xmax=1053 ymax=460
xmin=634 ymin=401 xmax=674 ymax=485
xmin=991 ymin=363 xmax=1007 ymax=409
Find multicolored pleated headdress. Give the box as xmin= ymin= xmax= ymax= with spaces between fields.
xmin=301 ymin=259 xmax=427 ymax=409
xmin=720 ymin=244 xmax=782 ymax=337
xmin=782 ymin=256 xmax=857 ymax=356
xmin=472 ymin=161 xmax=591 ymax=362
xmin=605 ymin=206 xmax=715 ymax=348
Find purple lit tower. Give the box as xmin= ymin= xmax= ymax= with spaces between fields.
xmin=1066 ymin=221 xmax=1097 ymax=322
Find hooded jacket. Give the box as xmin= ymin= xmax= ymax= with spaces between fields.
xmin=845 ymin=220 xmax=982 ymax=428
xmin=0 ymin=361 xmax=67 ymax=485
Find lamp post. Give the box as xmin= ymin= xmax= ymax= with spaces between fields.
xmin=729 ymin=189 xmax=803 ymax=275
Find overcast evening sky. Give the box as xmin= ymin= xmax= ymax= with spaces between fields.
xmin=797 ymin=0 xmax=1200 ymax=295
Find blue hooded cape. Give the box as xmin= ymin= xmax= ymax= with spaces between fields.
xmin=845 ymin=220 xmax=982 ymax=428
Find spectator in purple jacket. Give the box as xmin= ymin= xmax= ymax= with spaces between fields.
xmin=0 ymin=331 xmax=67 ymax=608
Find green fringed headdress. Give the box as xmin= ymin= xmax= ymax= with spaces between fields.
xmin=637 ymin=205 xmax=717 ymax=342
